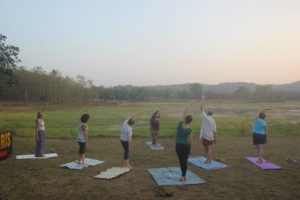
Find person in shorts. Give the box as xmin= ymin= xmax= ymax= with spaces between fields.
xmin=77 ymin=113 xmax=89 ymax=165
xmin=252 ymin=110 xmax=267 ymax=163
xmin=199 ymin=95 xmax=216 ymax=164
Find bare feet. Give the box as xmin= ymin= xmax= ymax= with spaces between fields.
xmin=204 ymin=159 xmax=211 ymax=164
xmin=256 ymin=158 xmax=263 ymax=163
xmin=124 ymin=163 xmax=133 ymax=169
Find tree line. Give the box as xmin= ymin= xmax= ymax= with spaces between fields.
xmin=1 ymin=33 xmax=299 ymax=103
xmin=1 ymin=66 xmax=299 ymax=103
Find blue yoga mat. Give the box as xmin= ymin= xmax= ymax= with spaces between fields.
xmin=146 ymin=142 xmax=165 ymax=150
xmin=188 ymin=156 xmax=228 ymax=170
xmin=147 ymin=167 xmax=206 ymax=186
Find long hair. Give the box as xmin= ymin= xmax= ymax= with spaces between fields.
xmin=36 ymin=112 xmax=43 ymax=119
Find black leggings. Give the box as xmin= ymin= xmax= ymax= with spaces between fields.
xmin=176 ymin=143 xmax=191 ymax=176
xmin=121 ymin=140 xmax=129 ymax=160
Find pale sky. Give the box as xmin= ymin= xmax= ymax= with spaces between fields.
xmin=1 ymin=0 xmax=299 ymax=86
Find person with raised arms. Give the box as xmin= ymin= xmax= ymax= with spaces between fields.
xmin=199 ymin=95 xmax=217 ymax=164
xmin=35 ymin=102 xmax=48 ymax=157
xmin=120 ymin=113 xmax=140 ymax=168
xmin=175 ymin=100 xmax=194 ymax=181
xmin=150 ymin=109 xmax=160 ymax=145
xmin=252 ymin=109 xmax=267 ymax=163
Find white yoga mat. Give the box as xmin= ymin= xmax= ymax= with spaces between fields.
xmin=94 ymin=167 xmax=131 ymax=179
xmin=60 ymin=158 xmax=104 ymax=170
xmin=16 ymin=153 xmax=58 ymax=160
xmin=146 ymin=142 xmax=165 ymax=150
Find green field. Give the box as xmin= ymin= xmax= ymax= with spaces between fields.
xmin=0 ymin=101 xmax=300 ymax=200
xmin=1 ymin=100 xmax=300 ymax=138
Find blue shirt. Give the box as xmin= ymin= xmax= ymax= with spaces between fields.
xmin=252 ymin=118 xmax=267 ymax=135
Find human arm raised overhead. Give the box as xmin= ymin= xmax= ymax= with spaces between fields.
xmin=181 ymin=100 xmax=194 ymax=121
xmin=128 ymin=112 xmax=142 ymax=120
xmin=200 ymin=95 xmax=205 ymax=112
xmin=42 ymin=102 xmax=48 ymax=113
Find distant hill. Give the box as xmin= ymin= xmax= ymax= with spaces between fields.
xmin=147 ymin=81 xmax=300 ymax=94
xmin=273 ymin=81 xmax=300 ymax=91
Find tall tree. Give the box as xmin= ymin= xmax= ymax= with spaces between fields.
xmin=0 ymin=34 xmax=20 ymax=88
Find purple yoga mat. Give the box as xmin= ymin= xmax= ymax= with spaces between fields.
xmin=246 ymin=157 xmax=282 ymax=170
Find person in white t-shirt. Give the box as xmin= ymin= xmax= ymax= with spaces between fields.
xmin=120 ymin=113 xmax=140 ymax=168
xmin=199 ymin=95 xmax=216 ymax=164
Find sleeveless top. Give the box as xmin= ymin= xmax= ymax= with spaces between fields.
xmin=77 ymin=122 xmax=87 ymax=142
xmin=37 ymin=119 xmax=45 ymax=131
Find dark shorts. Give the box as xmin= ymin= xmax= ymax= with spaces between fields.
xmin=253 ymin=133 xmax=267 ymax=145
xmin=78 ymin=142 xmax=86 ymax=154
xmin=202 ymin=138 xmax=216 ymax=147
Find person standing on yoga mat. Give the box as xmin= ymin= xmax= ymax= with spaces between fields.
xmin=200 ymin=95 xmax=217 ymax=164
xmin=120 ymin=113 xmax=140 ymax=168
xmin=35 ymin=102 xmax=48 ymax=157
xmin=175 ymin=100 xmax=194 ymax=181
xmin=252 ymin=110 xmax=267 ymax=163
xmin=77 ymin=113 xmax=90 ymax=165
xmin=150 ymin=109 xmax=160 ymax=145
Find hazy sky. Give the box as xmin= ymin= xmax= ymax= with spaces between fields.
xmin=1 ymin=0 xmax=299 ymax=86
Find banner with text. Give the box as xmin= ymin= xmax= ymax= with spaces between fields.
xmin=0 ymin=130 xmax=13 ymax=160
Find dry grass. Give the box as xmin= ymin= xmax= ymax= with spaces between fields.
xmin=1 ymin=135 xmax=299 ymax=200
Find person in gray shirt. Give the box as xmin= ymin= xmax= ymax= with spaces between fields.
xmin=77 ymin=113 xmax=89 ymax=165
xmin=120 ymin=113 xmax=140 ymax=168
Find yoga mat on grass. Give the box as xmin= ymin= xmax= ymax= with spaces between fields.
xmin=146 ymin=142 xmax=165 ymax=150
xmin=147 ymin=167 xmax=205 ymax=186
xmin=188 ymin=156 xmax=228 ymax=170
xmin=16 ymin=153 xmax=58 ymax=159
xmin=94 ymin=167 xmax=131 ymax=179
xmin=246 ymin=157 xmax=282 ymax=170
xmin=60 ymin=158 xmax=104 ymax=170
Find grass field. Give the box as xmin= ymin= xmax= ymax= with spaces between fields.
xmin=0 ymin=101 xmax=300 ymax=200
xmin=1 ymin=100 xmax=300 ymax=137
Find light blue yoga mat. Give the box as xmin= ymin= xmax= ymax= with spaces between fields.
xmin=188 ymin=156 xmax=228 ymax=170
xmin=60 ymin=158 xmax=104 ymax=170
xmin=147 ymin=167 xmax=206 ymax=186
xmin=146 ymin=142 xmax=165 ymax=150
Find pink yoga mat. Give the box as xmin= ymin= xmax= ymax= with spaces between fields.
xmin=246 ymin=157 xmax=282 ymax=170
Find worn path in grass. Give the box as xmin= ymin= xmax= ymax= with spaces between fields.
xmin=1 ymin=135 xmax=299 ymax=200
